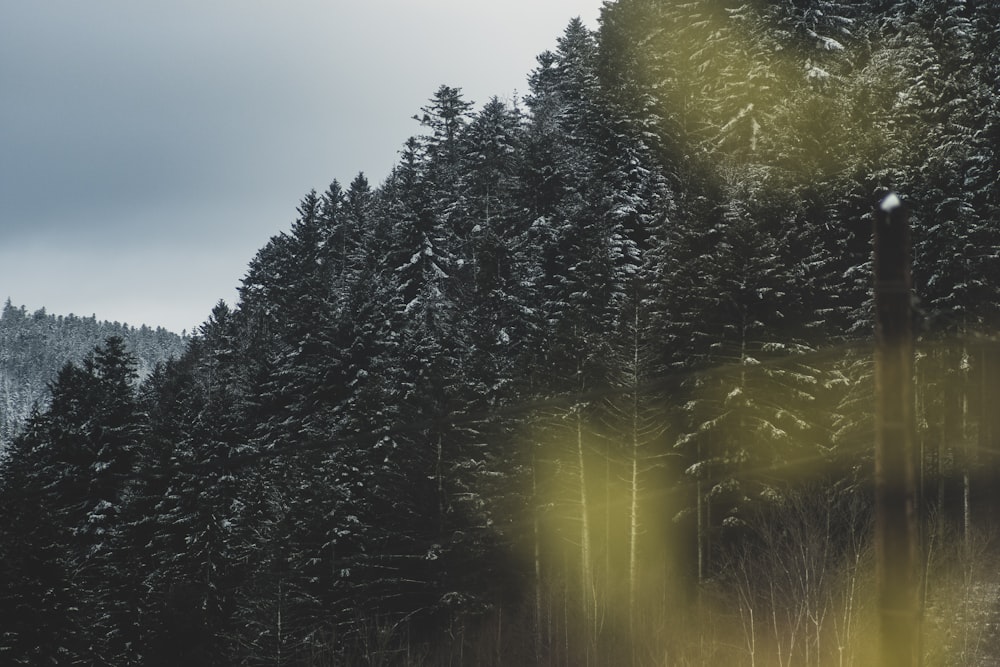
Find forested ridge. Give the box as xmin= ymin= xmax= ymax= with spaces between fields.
xmin=0 ymin=301 xmax=186 ymax=452
xmin=3 ymin=1 xmax=1000 ymax=664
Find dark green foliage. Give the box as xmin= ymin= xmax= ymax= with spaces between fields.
xmin=0 ymin=337 xmax=145 ymax=664
xmin=2 ymin=1 xmax=1000 ymax=663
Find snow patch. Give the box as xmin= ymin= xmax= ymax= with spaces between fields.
xmin=805 ymin=61 xmax=831 ymax=82
xmin=880 ymin=192 xmax=902 ymax=213
xmin=685 ymin=461 xmax=706 ymax=477
xmin=808 ymin=30 xmax=844 ymax=51
xmin=819 ymin=36 xmax=844 ymax=51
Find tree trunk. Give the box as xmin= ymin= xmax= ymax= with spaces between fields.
xmin=962 ymin=346 xmax=971 ymax=548
xmin=628 ymin=303 xmax=641 ymax=643
xmin=532 ymin=448 xmax=543 ymax=665
xmin=575 ymin=410 xmax=594 ymax=643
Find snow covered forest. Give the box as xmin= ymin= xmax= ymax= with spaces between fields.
xmin=3 ymin=0 xmax=1000 ymax=664
xmin=0 ymin=301 xmax=186 ymax=452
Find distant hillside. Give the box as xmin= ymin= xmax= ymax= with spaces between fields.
xmin=0 ymin=299 xmax=187 ymax=449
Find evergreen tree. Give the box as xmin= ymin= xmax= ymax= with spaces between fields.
xmin=0 ymin=410 xmax=82 ymax=664
xmin=0 ymin=337 xmax=145 ymax=664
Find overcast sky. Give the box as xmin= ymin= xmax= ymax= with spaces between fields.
xmin=1 ymin=1 xmax=602 ymax=334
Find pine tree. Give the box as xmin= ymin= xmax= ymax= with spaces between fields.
xmin=0 ymin=337 xmax=145 ymax=664
xmin=523 ymin=19 xmax=642 ymax=653
xmin=0 ymin=410 xmax=83 ymax=664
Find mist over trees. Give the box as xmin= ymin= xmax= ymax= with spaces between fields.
xmin=3 ymin=1 xmax=1000 ymax=664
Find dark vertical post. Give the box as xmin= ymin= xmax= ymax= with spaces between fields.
xmin=873 ymin=192 xmax=921 ymax=667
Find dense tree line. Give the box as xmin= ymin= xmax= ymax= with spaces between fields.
xmin=0 ymin=300 xmax=186 ymax=451
xmin=2 ymin=1 xmax=1000 ymax=664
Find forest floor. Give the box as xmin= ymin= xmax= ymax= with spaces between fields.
xmin=958 ymin=579 xmax=1000 ymax=666
xmin=924 ymin=544 xmax=1000 ymax=666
